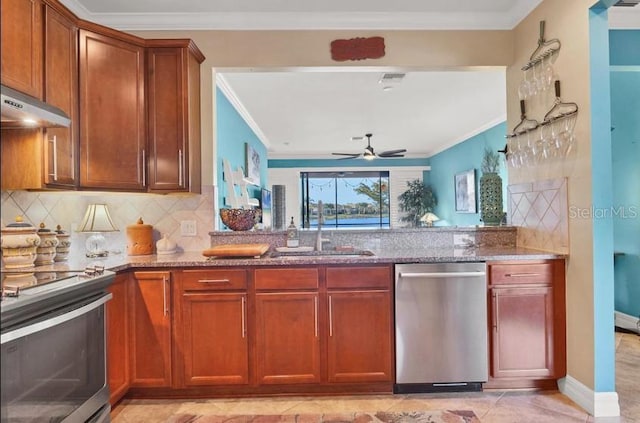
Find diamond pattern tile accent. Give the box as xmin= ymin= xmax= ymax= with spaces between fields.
xmin=0 ymin=188 xmax=216 ymax=252
xmin=508 ymin=178 xmax=568 ymax=253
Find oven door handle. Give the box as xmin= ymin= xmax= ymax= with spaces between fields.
xmin=1 ymin=293 xmax=113 ymax=344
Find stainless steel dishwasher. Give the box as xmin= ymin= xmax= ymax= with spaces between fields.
xmin=394 ymin=262 xmax=488 ymax=393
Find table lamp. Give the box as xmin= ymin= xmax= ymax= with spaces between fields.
xmin=78 ymin=204 xmax=119 ymax=257
xmin=420 ymin=212 xmax=440 ymax=227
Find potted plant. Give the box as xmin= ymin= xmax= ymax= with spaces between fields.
xmin=479 ymin=147 xmax=504 ymax=226
xmin=398 ymin=179 xmax=437 ymax=227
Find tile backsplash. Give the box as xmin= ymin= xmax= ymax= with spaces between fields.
xmin=0 ymin=186 xmax=215 ymax=255
xmin=508 ymin=177 xmax=569 ymax=254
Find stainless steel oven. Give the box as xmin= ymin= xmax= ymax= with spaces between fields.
xmin=1 ymin=269 xmax=115 ymax=423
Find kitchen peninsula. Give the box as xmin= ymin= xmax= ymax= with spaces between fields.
xmin=8 ymin=225 xmax=566 ymax=405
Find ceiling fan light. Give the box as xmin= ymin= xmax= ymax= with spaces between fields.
xmin=363 ymin=150 xmax=375 ymax=160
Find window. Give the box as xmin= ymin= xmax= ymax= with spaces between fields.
xmin=300 ymin=171 xmax=390 ymax=229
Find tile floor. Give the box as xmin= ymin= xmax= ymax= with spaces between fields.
xmin=112 ymin=331 xmax=639 ymax=423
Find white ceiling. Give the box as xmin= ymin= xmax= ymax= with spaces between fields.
xmin=58 ymin=0 xmax=638 ymax=159
xmin=219 ymin=70 xmax=506 ymax=159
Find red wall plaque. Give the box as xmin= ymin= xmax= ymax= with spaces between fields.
xmin=330 ymin=36 xmax=385 ymax=62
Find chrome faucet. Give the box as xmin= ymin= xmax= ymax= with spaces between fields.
xmin=316 ymin=200 xmax=325 ymax=251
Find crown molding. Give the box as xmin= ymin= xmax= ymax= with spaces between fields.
xmin=53 ymin=10 xmax=533 ymax=31
xmin=216 ymin=74 xmax=271 ymax=149
xmin=427 ymin=115 xmax=507 ymax=157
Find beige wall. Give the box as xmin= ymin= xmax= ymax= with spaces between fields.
xmin=134 ymin=14 xmax=598 ymax=389
xmin=508 ymin=0 xmax=596 ymax=389
xmin=131 ymin=29 xmax=514 ymax=187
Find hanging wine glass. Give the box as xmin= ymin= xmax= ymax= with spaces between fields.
xmin=541 ymin=54 xmax=555 ymax=91
xmin=519 ymin=69 xmax=532 ymax=101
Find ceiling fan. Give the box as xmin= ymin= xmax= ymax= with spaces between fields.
xmin=332 ymin=133 xmax=407 ymax=160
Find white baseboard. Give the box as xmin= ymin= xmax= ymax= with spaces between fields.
xmin=615 ymin=311 xmax=640 ymax=333
xmin=558 ymin=375 xmax=620 ymax=417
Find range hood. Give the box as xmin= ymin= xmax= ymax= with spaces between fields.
xmin=1 ymin=84 xmax=71 ymax=128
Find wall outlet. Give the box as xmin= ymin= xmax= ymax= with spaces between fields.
xmin=180 ymin=220 xmax=197 ymax=236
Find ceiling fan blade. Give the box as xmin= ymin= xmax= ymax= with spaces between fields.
xmin=332 ymin=153 xmax=361 ymax=160
xmin=332 ymin=152 xmax=361 ymax=157
xmin=378 ymin=149 xmax=407 ymax=157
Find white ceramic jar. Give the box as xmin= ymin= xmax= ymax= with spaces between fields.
xmin=36 ymin=223 xmax=59 ymax=265
xmin=156 ymin=233 xmax=177 ymax=255
xmin=55 ymin=225 xmax=71 ymax=262
xmin=1 ymin=217 xmax=41 ymax=269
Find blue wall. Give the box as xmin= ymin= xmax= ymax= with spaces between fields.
xmin=426 ymin=122 xmax=508 ymax=227
xmin=216 ymin=87 xmax=268 ymax=211
xmin=610 ymin=30 xmax=640 ymax=319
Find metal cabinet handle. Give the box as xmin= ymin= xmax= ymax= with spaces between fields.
xmin=399 ymin=271 xmax=486 ymax=278
xmin=505 ymin=273 xmax=540 ymax=277
xmin=178 ymin=149 xmax=184 ymax=187
xmin=198 ymin=279 xmax=230 ymax=284
xmin=142 ymin=149 xmax=146 ymax=185
xmin=48 ymin=135 xmax=58 ymax=181
xmin=162 ymin=275 xmax=169 ymax=316
xmin=1 ymin=293 xmax=112 ymax=344
xmin=492 ymin=292 xmax=498 ymax=332
xmin=329 ymin=295 xmax=333 ymax=337
xmin=241 ymin=295 xmax=246 ymax=338
xmin=314 ymin=296 xmax=318 ymax=338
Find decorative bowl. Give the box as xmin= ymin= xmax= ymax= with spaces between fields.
xmin=219 ymin=208 xmax=262 ymax=231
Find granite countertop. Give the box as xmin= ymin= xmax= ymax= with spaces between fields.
xmin=6 ymin=246 xmax=564 ymax=274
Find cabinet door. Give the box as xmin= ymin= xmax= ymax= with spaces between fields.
xmin=130 ymin=271 xmax=172 ymax=387
xmin=79 ymin=29 xmax=146 ymax=190
xmin=255 ymin=292 xmax=320 ymax=384
xmin=491 ymin=287 xmax=555 ymax=379
xmin=1 ymin=0 xmax=43 ymax=98
xmin=106 ymin=272 xmax=129 ymax=405
xmin=327 ymin=290 xmax=393 ymax=383
xmin=147 ymin=47 xmax=187 ymax=192
xmin=43 ymin=6 xmax=77 ymax=187
xmin=180 ymin=292 xmax=249 ymax=386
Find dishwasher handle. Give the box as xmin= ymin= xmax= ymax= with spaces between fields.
xmin=398 ymin=271 xmax=486 ymax=279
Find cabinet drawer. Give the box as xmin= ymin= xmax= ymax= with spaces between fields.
xmin=254 ymin=268 xmax=319 ymax=290
xmin=182 ymin=269 xmax=247 ymax=291
xmin=489 ymin=263 xmax=553 ymax=286
xmin=326 ymin=266 xmax=391 ymax=289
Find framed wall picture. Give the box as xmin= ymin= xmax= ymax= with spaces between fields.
xmin=260 ymin=188 xmax=272 ymax=230
xmin=455 ymin=169 xmax=477 ymax=213
xmin=245 ymin=143 xmax=260 ymax=186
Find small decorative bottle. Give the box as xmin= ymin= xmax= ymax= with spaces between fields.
xmin=286 ymin=217 xmax=299 ymax=248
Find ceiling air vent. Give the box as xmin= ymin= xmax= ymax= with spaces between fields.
xmin=614 ymin=0 xmax=639 ymax=6
xmin=379 ymin=73 xmax=406 ymax=84
xmin=378 ymin=73 xmax=406 ymax=91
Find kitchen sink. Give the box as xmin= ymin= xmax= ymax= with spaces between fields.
xmin=269 ymin=249 xmax=375 ymax=259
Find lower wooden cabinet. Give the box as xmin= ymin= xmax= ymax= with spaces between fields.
xmin=486 ymin=260 xmax=566 ymax=389
xmin=176 ymin=269 xmax=249 ymax=387
xmin=108 ymin=264 xmax=393 ymax=400
xmin=255 ymin=292 xmax=321 ymax=384
xmin=327 ymin=290 xmax=393 ymax=383
xmin=130 ymin=271 xmax=172 ymax=388
xmin=106 ymin=272 xmax=130 ymax=406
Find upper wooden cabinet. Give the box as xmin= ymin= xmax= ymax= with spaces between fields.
xmin=43 ymin=5 xmax=78 ymax=188
xmin=0 ymin=0 xmax=205 ymax=193
xmin=78 ymin=29 xmax=146 ymax=191
xmin=1 ymin=0 xmax=43 ymax=98
xmin=146 ymin=42 xmax=203 ymax=193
